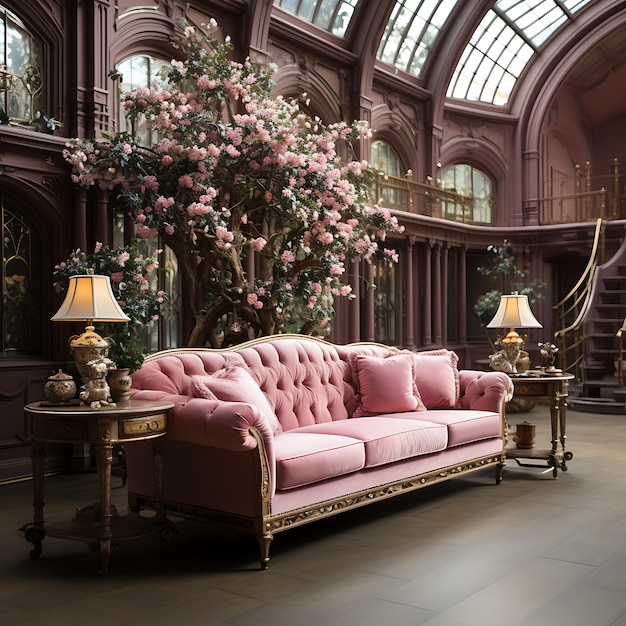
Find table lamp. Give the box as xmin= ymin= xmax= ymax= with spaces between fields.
xmin=487 ymin=293 xmax=542 ymax=373
xmin=51 ymin=271 xmax=130 ymax=407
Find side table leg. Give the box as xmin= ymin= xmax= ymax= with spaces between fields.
xmin=152 ymin=437 xmax=177 ymax=550
xmin=549 ymin=390 xmax=560 ymax=478
xmin=24 ymin=441 xmax=46 ymax=558
xmin=95 ymin=442 xmax=114 ymax=574
xmin=153 ymin=438 xmax=166 ymax=523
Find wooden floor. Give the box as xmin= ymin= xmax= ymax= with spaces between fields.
xmin=2 ymin=404 xmax=626 ymax=625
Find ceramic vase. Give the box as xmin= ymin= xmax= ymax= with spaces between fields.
xmin=44 ymin=370 xmax=77 ymax=403
xmin=108 ymin=368 xmax=132 ymax=403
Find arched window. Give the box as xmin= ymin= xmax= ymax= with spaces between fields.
xmin=0 ymin=5 xmax=44 ymax=126
xmin=1 ymin=195 xmax=42 ymax=355
xmin=371 ymin=140 xmax=402 ymax=176
xmin=371 ymin=140 xmax=407 ymax=211
xmin=116 ymin=54 xmax=169 ymax=143
xmin=442 ymin=164 xmax=494 ymax=224
xmin=114 ymin=54 xmax=180 ymax=350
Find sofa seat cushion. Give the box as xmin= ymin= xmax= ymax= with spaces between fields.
xmin=293 ymin=416 xmax=448 ymax=468
xmin=273 ymin=432 xmax=366 ymax=490
xmin=396 ymin=409 xmax=501 ymax=447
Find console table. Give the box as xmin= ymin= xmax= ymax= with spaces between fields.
xmin=507 ymin=372 xmax=574 ymax=477
xmin=21 ymin=399 xmax=175 ymax=574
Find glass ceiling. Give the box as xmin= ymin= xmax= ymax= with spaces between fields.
xmin=274 ymin=0 xmax=594 ymax=106
xmin=447 ymin=0 xmax=592 ymax=105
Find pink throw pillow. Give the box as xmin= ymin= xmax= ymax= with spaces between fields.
xmin=351 ymin=352 xmax=425 ymax=417
xmin=191 ymin=367 xmax=282 ymax=433
xmin=412 ymin=349 xmax=460 ymax=409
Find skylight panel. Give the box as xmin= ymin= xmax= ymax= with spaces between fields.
xmin=377 ymin=0 xmax=460 ymax=78
xmin=273 ymin=0 xmax=359 ymax=37
xmin=447 ymin=0 xmax=591 ymax=105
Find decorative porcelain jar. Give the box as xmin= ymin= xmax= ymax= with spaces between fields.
xmin=44 ymin=370 xmax=77 ymax=403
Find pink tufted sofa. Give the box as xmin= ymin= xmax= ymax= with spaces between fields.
xmin=126 ymin=335 xmax=513 ymax=568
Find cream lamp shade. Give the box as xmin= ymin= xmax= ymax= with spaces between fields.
xmin=486 ymin=294 xmax=542 ymax=330
xmin=51 ymin=274 xmax=130 ymax=323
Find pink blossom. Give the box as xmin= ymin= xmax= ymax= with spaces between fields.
xmin=137 ymin=226 xmax=158 ymax=239
xmin=187 ymin=202 xmax=210 ymax=216
xmin=110 ymin=271 xmax=123 ymax=283
xmin=178 ymin=174 xmax=194 ymax=189
xmin=215 ymin=226 xmax=234 ymax=242
xmin=247 ymin=293 xmax=258 ymax=305
xmin=384 ymin=248 xmax=399 ymax=263
xmin=155 ymin=196 xmax=175 ymax=212
xmin=250 ymin=237 xmax=267 ymax=252
xmin=165 ymin=224 xmax=175 ymax=236
xmin=117 ymin=252 xmax=131 ymax=267
xmin=281 ymin=250 xmax=295 ymax=263
xmin=135 ymin=214 xmax=146 ymax=224
xmin=142 ymin=175 xmax=159 ymax=191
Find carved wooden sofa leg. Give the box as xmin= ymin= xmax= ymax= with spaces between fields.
xmin=256 ymin=530 xmax=272 ymax=570
xmin=496 ymin=459 xmax=505 ymax=484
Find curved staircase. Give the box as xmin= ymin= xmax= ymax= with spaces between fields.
xmin=561 ymin=224 xmax=626 ymax=413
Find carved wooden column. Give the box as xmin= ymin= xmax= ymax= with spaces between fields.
xmin=423 ymin=243 xmax=432 ymax=345
xmin=441 ymin=243 xmax=448 ymax=346
xmin=364 ymin=262 xmax=375 ymax=342
xmin=349 ymin=259 xmax=360 ymax=343
xmin=431 ymin=240 xmax=442 ymax=345
xmin=404 ymin=238 xmax=415 ymax=349
xmin=74 ymin=188 xmax=88 ymax=252
xmin=95 ymin=189 xmax=110 ymax=246
xmin=70 ymin=0 xmax=114 ymax=139
xmin=459 ymin=245 xmax=468 ymax=343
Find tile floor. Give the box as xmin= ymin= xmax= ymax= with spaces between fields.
xmin=2 ymin=404 xmax=626 ymax=625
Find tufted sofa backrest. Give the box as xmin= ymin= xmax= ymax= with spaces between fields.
xmin=132 ymin=336 xmax=400 ymax=432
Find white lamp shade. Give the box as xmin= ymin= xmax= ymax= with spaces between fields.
xmin=51 ymin=274 xmax=130 ymax=323
xmin=486 ymin=294 xmax=542 ymax=329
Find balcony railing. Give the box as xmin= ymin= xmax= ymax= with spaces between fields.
xmin=371 ymin=168 xmax=626 ymax=227
xmin=369 ymin=174 xmax=478 ymax=223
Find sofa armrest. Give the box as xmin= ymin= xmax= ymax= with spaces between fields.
xmin=164 ymin=398 xmax=274 ymax=449
xmin=166 ymin=398 xmax=278 ymax=499
xmin=458 ymin=370 xmax=513 ymax=413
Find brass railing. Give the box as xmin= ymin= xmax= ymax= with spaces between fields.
xmin=369 ymin=174 xmax=478 ymax=223
xmin=553 ymin=218 xmax=605 ymax=379
xmin=371 ymin=172 xmax=626 ymax=226
xmin=616 ymin=320 xmax=626 ymax=388
xmin=537 ymin=190 xmax=626 ymax=224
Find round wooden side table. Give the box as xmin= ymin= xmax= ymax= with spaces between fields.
xmin=21 ymin=398 xmax=175 ymax=574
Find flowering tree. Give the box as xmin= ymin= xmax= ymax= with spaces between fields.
xmin=63 ymin=21 xmax=403 ymax=347
xmin=54 ymin=242 xmax=166 ymax=372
